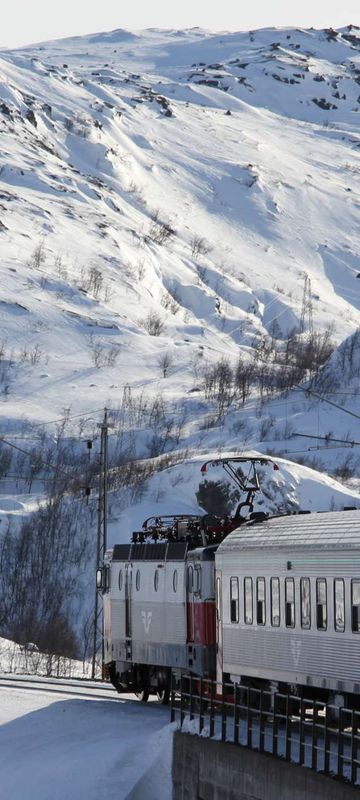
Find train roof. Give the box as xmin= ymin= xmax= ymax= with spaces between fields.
xmin=111 ymin=541 xmax=188 ymax=562
xmin=216 ymin=510 xmax=360 ymax=553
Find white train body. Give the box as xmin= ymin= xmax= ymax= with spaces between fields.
xmin=103 ymin=540 xmax=217 ymax=696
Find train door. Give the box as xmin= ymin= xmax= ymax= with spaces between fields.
xmin=186 ymin=564 xmax=195 ymax=642
xmin=125 ymin=563 xmax=133 ymax=660
xmin=216 ymin=572 xmax=223 ymax=686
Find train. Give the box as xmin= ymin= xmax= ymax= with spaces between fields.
xmin=98 ymin=456 xmax=360 ymax=709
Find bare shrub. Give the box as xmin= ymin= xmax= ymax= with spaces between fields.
xmin=203 ymin=357 xmax=234 ymax=419
xmin=107 ymin=346 xmax=120 ymax=367
xmin=132 ymin=259 xmax=146 ymax=281
xmin=86 ymin=266 xmax=103 ymax=299
xmin=102 ymin=285 xmax=111 ymax=303
xmin=234 ymin=357 xmax=255 ymax=405
xmin=158 ymin=352 xmax=174 ymax=377
xmin=147 ymin=210 xmax=176 ymax=245
xmin=127 ymin=181 xmax=145 ymax=203
xmin=79 ymin=265 xmax=113 ymax=302
xmin=332 ymin=454 xmax=358 ymax=482
xmin=30 ymin=345 xmax=42 ymax=365
xmin=29 ymin=240 xmax=46 ymax=270
xmin=20 ymin=345 xmax=42 ymax=365
xmin=0 ymin=343 xmax=14 ymax=393
xmin=191 ymin=235 xmax=212 ymax=258
xmin=88 ymin=336 xmax=120 ymax=368
xmin=142 ymin=311 xmax=165 ymax=336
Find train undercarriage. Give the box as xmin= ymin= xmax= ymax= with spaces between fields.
xmin=107 ymin=660 xmax=172 ymax=704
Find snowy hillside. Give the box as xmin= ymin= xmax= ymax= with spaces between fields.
xmin=1 ymin=23 xmax=360 ymax=537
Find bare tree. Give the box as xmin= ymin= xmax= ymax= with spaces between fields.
xmin=204 ymin=357 xmax=234 ymax=419
xmin=191 ymin=235 xmax=212 ymax=258
xmin=30 ymin=240 xmax=46 ymax=270
xmin=158 ymin=352 xmax=174 ymax=377
xmin=142 ymin=311 xmax=165 ymax=336
xmin=0 ymin=496 xmax=93 ymax=657
xmin=147 ymin=210 xmax=176 ymax=245
xmin=88 ymin=336 xmax=120 ymax=368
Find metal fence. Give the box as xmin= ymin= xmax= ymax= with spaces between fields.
xmin=170 ymin=675 xmax=360 ymax=786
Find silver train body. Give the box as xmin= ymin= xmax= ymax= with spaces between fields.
xmin=216 ymin=510 xmax=360 ymax=701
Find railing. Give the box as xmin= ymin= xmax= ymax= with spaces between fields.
xmin=170 ymin=676 xmax=360 ymax=786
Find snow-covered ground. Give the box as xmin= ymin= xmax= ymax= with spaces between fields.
xmin=1 ymin=24 xmax=360 ymax=478
xmin=0 ymin=635 xmax=90 ymax=676
xmin=1 ymin=25 xmax=360 ymax=418
xmin=0 ymin=677 xmax=173 ymax=799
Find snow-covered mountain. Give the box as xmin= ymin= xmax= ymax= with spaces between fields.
xmin=1 ymin=23 xmax=360 ymax=534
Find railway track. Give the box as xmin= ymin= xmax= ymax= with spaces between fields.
xmin=0 ymin=674 xmax=166 ymax=705
xmin=0 ymin=674 xmax=120 ymax=701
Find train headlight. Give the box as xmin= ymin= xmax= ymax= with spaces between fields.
xmin=96 ymin=568 xmax=104 ymax=590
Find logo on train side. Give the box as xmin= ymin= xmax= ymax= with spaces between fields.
xmin=291 ymin=639 xmax=301 ymax=667
xmin=141 ymin=611 xmax=152 ymax=634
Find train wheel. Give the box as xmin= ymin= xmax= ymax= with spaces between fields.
xmin=135 ymin=689 xmax=149 ymax=702
xmin=156 ymin=689 xmax=170 ymax=705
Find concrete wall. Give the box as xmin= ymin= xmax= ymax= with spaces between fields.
xmin=172 ymin=731 xmax=360 ymax=800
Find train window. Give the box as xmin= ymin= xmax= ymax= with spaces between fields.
xmin=351 ymin=581 xmax=360 ymax=633
xmin=154 ymin=569 xmax=159 ymax=592
xmin=104 ymin=565 xmax=111 ymax=592
xmin=136 ymin=569 xmax=140 ymax=591
xmin=334 ymin=579 xmax=345 ymax=632
xmin=216 ymin=577 xmax=221 ymax=616
xmin=118 ymin=569 xmax=123 ymax=591
xmin=316 ymin=579 xmax=327 ymax=630
xmin=285 ymin=578 xmax=295 ymax=628
xmin=173 ymin=570 xmax=178 ymax=593
xmin=244 ymin=577 xmax=253 ymax=625
xmin=187 ymin=565 xmax=193 ymax=593
xmin=300 ymin=578 xmax=311 ymax=629
xmin=194 ymin=565 xmax=202 ymax=596
xmin=271 ymin=578 xmax=280 ymax=627
xmin=230 ymin=577 xmax=239 ymax=623
xmin=256 ymin=578 xmax=266 ymax=625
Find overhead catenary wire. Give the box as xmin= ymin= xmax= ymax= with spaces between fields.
xmin=278 ymin=444 xmax=360 ymax=455
xmin=0 ymin=407 xmax=106 ymax=429
xmin=0 ymin=436 xmax=86 ymax=482
xmin=294 ymin=384 xmax=360 ymax=422
xmin=293 ymin=433 xmax=360 ymax=446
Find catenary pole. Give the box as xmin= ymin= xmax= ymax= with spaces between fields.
xmin=91 ymin=408 xmax=110 ymax=679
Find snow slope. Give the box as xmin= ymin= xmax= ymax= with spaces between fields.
xmin=1 ymin=24 xmax=360 ymax=525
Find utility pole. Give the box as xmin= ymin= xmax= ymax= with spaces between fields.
xmin=91 ymin=408 xmax=111 ymax=680
xmin=300 ymin=273 xmax=313 ymax=335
